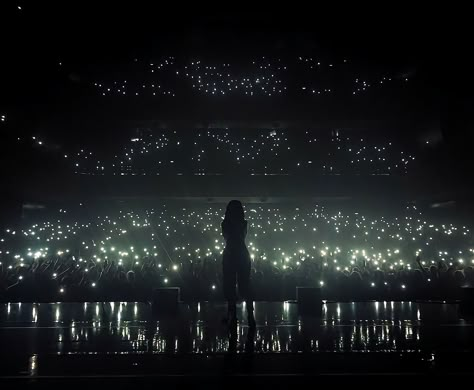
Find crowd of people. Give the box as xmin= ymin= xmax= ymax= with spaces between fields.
xmin=16 ymin=128 xmax=419 ymax=176
xmin=89 ymin=55 xmax=408 ymax=98
xmin=1 ymin=203 xmax=472 ymax=302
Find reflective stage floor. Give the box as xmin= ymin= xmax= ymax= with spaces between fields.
xmin=1 ymin=301 xmax=473 ymax=384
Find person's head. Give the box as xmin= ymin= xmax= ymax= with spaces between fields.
xmin=465 ymin=267 xmax=474 ymax=284
xmin=454 ymin=270 xmax=465 ymax=285
xmin=224 ymin=200 xmax=245 ymax=222
xmin=126 ymin=270 xmax=135 ymax=283
xmin=350 ymin=271 xmax=362 ymax=281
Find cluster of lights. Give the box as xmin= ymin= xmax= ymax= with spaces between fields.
xmin=88 ymin=55 xmax=408 ymax=98
xmin=351 ymin=75 xmax=408 ymax=95
xmin=94 ymin=57 xmax=176 ymax=97
xmin=1 ymin=203 xmax=472 ymax=295
xmin=16 ymin=129 xmax=418 ymax=175
xmin=182 ymin=58 xmax=285 ymax=96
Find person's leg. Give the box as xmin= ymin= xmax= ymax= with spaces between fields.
xmin=238 ymin=260 xmax=255 ymax=327
xmin=223 ymin=259 xmax=237 ymax=321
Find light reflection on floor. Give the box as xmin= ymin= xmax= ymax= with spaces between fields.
xmin=0 ymin=301 xmax=471 ymax=354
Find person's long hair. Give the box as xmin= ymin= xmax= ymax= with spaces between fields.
xmin=224 ymin=200 xmax=245 ymax=224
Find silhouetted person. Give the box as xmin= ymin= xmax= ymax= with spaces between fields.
xmin=222 ymin=200 xmax=256 ymax=328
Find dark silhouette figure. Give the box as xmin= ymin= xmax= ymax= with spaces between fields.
xmin=222 ymin=200 xmax=256 ymax=328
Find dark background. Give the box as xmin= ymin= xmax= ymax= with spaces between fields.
xmin=0 ymin=1 xmax=472 ymax=222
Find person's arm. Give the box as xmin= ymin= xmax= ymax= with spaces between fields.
xmin=42 ymin=260 xmax=52 ymax=272
xmin=221 ymin=220 xmax=228 ymax=240
xmin=415 ymin=256 xmax=429 ymax=276
xmin=7 ymin=281 xmax=19 ymax=290
xmin=53 ymin=257 xmax=60 ymax=270
xmin=57 ymin=266 xmax=71 ymax=278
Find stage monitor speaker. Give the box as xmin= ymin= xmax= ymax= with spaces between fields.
xmin=460 ymin=287 xmax=474 ymax=317
xmin=152 ymin=287 xmax=180 ymax=316
xmin=297 ymin=287 xmax=322 ymax=316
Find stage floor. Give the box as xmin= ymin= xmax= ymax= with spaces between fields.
xmin=0 ymin=301 xmax=473 ymax=381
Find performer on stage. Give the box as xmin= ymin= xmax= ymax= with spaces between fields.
xmin=221 ymin=200 xmax=256 ymax=328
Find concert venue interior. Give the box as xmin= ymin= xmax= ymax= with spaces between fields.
xmin=1 ymin=2 xmax=473 ymax=386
